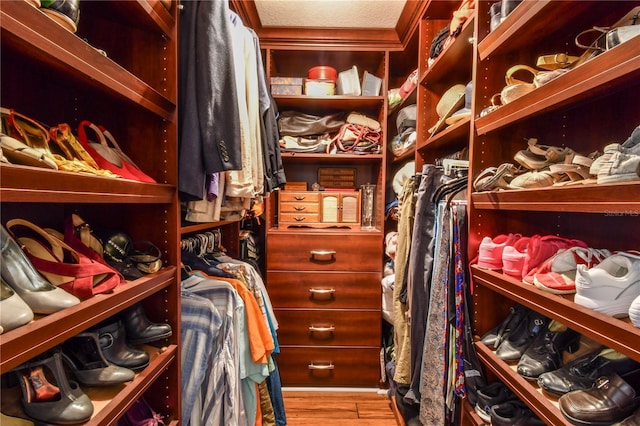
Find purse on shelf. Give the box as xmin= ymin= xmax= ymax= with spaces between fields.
xmin=536 ymin=53 xmax=579 ymax=70
xmin=500 ymin=65 xmax=538 ymax=104
xmin=328 ymin=123 xmax=381 ymax=155
xmin=277 ymin=111 xmax=346 ymax=137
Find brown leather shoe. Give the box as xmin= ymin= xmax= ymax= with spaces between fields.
xmin=559 ymin=371 xmax=640 ymax=425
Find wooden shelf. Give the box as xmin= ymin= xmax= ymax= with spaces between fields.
xmin=0 ymin=1 xmax=176 ymax=120
xmin=472 ymin=266 xmax=640 ymax=363
xmin=476 ymin=341 xmax=573 ymax=426
xmin=474 ymin=40 xmax=640 ymax=136
xmin=0 ymin=268 xmax=176 ymax=373
xmin=471 ymin=181 xmax=640 ymax=213
xmin=419 ymin=16 xmax=475 ymax=89
xmin=273 ymin=95 xmax=385 ymax=112
xmin=0 ymin=164 xmax=175 ymax=204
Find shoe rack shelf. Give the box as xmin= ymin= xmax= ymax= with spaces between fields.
xmin=0 ymin=1 xmax=175 ymax=120
xmin=412 ymin=1 xmax=640 ymax=425
xmin=467 ymin=1 xmax=640 ymax=425
xmin=0 ymin=1 xmax=181 ymax=424
xmin=471 ymin=181 xmax=640 ymax=213
xmin=472 ymin=267 xmax=640 ymax=362
xmin=0 ymin=164 xmax=174 ymax=203
xmin=0 ymin=269 xmax=175 ymax=372
xmin=475 ymin=342 xmax=573 ymax=426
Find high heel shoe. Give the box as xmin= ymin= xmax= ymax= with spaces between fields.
xmin=98 ymin=125 xmax=156 ymax=183
xmin=6 ymin=219 xmax=120 ymax=300
xmin=77 ymin=120 xmax=146 ymax=182
xmin=0 ymin=277 xmax=34 ymax=333
xmin=59 ymin=331 xmax=135 ymax=386
xmin=0 ymin=224 xmax=80 ymax=314
xmin=13 ymin=352 xmax=93 ymax=424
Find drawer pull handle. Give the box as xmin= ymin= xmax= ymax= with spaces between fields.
xmin=310 ymin=249 xmax=336 ymax=261
xmin=308 ymin=362 xmax=334 ymax=370
xmin=294 ymin=196 xmax=306 ymax=201
xmin=294 ymin=217 xmax=306 ymax=222
xmin=309 ymin=288 xmax=336 ymax=297
xmin=294 ymin=206 xmax=306 ymax=211
xmin=309 ymin=325 xmax=335 ymax=333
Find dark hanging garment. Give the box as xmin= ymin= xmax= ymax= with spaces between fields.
xmin=178 ymin=0 xmax=243 ymax=200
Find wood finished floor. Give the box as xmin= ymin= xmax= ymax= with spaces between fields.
xmin=282 ymin=390 xmax=397 ymax=425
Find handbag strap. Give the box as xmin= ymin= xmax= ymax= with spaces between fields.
xmin=504 ymin=64 xmax=538 ymax=85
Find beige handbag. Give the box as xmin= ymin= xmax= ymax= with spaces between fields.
xmin=500 ymin=65 xmax=538 ymax=104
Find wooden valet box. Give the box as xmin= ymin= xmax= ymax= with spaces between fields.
xmin=278 ymin=190 xmax=360 ymax=228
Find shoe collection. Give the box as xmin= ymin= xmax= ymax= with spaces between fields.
xmin=0 ymin=215 xmax=164 ymax=334
xmin=476 ymin=233 xmax=640 ymax=324
xmin=0 ymin=107 xmax=155 ymax=183
xmin=482 ymin=306 xmax=640 ymax=425
xmin=474 ymin=381 xmax=545 ymax=425
xmin=0 ymin=303 xmax=170 ymax=424
xmin=473 ymin=125 xmax=640 ymax=192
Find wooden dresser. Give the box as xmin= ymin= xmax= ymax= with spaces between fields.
xmin=267 ymin=229 xmax=382 ymax=386
xmin=262 ymin=45 xmax=388 ymax=387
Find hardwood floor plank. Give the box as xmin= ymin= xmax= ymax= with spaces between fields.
xmin=282 ymin=390 xmax=397 ymax=425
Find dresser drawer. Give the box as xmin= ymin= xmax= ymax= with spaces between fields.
xmin=275 ymin=309 xmax=380 ymax=346
xmin=276 ymin=347 xmax=381 ymax=387
xmin=267 ymin=233 xmax=382 ymax=271
xmin=279 ymin=202 xmax=320 ymax=214
xmin=267 ymin=271 xmax=381 ymax=309
xmin=278 ymin=212 xmax=320 ymax=224
xmin=279 ymin=191 xmax=320 ymax=203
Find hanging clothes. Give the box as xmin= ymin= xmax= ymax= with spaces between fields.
xmin=178 ymin=0 xmax=242 ymax=200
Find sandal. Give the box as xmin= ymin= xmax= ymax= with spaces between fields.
xmin=514 ymin=138 xmax=573 ymax=170
xmin=77 ymin=120 xmax=143 ymax=182
xmin=549 ymin=163 xmax=592 ymax=186
xmin=473 ymin=163 xmax=518 ymax=191
xmin=6 ymin=219 xmax=120 ymax=300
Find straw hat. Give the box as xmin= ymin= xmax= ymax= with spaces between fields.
xmin=429 ymin=84 xmax=466 ymax=135
xmin=446 ymin=81 xmax=473 ymax=125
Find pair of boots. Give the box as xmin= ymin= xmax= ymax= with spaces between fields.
xmin=91 ymin=303 xmax=172 ymax=372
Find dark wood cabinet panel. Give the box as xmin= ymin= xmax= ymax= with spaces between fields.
xmin=277 ymin=347 xmax=382 ymax=387
xmin=275 ymin=309 xmax=381 ymax=346
xmin=267 ymin=232 xmax=383 ymax=272
xmin=267 ymin=271 xmax=381 ymax=309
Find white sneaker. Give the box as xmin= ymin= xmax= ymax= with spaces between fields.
xmin=597 ymin=151 xmax=640 ymax=184
xmin=591 ymin=125 xmax=640 ymax=176
xmin=630 ymin=294 xmax=640 ymax=328
xmin=574 ymin=251 xmax=640 ymax=318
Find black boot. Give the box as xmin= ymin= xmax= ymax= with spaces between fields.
xmin=120 ymin=303 xmax=172 ymax=345
xmin=93 ymin=320 xmax=149 ymax=372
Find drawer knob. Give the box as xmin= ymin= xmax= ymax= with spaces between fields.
xmin=294 ymin=216 xmax=306 ymax=222
xmin=294 ymin=206 xmax=306 ymax=211
xmin=294 ymin=196 xmax=306 ymax=201
xmin=309 ymin=324 xmax=335 ymax=333
xmin=309 ymin=288 xmax=336 ymax=299
xmin=308 ymin=362 xmax=334 ymax=370
xmin=310 ymin=249 xmax=336 ymax=261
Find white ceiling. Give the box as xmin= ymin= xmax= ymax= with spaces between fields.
xmin=253 ymin=0 xmax=408 ymax=29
